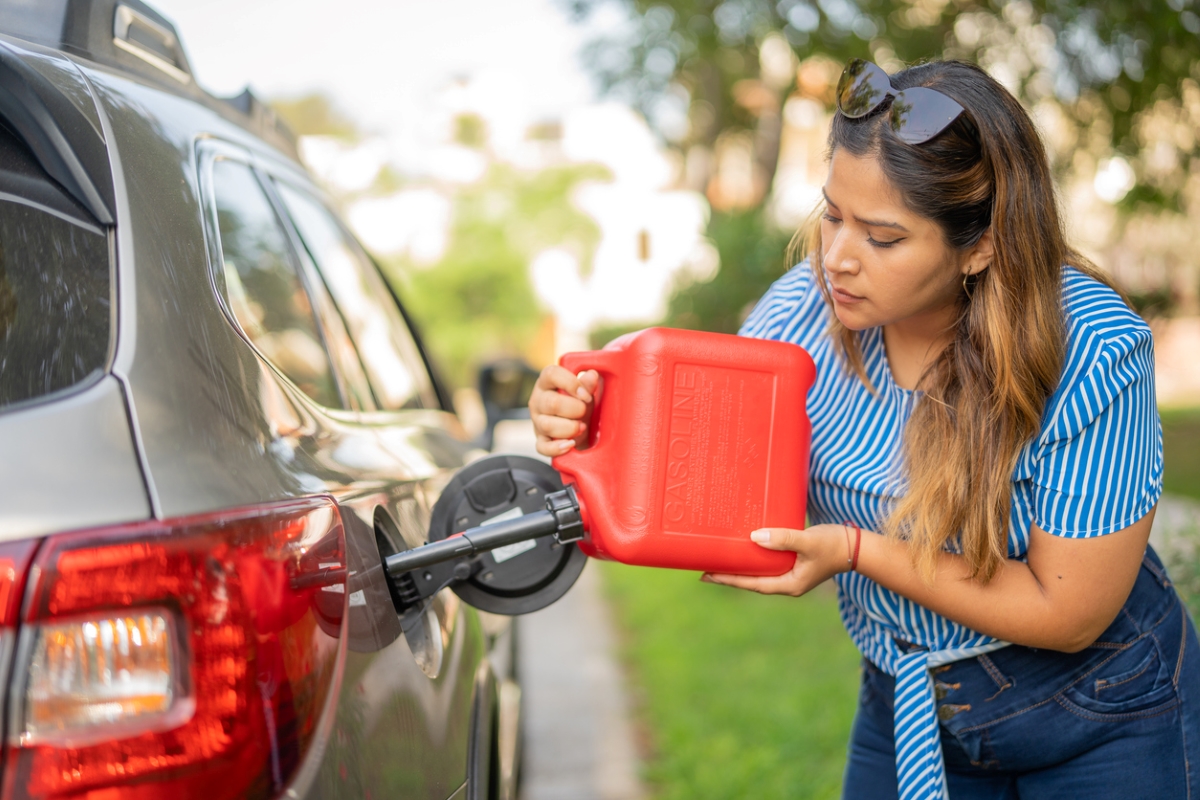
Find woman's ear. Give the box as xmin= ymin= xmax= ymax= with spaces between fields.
xmin=962 ymin=229 xmax=995 ymax=276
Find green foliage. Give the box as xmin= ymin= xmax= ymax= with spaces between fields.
xmin=386 ymin=162 xmax=609 ymax=388
xmin=1126 ymin=286 xmax=1174 ymax=320
xmin=1117 ymin=182 xmax=1183 ymax=215
xmin=590 ymin=322 xmax=646 ymax=349
xmin=453 ymin=113 xmax=489 ymax=149
xmin=1163 ymin=407 xmax=1200 ymax=502
xmin=600 ymin=562 xmax=861 ymax=799
xmin=269 ymin=93 xmax=360 ymax=140
xmin=1158 ymin=408 xmax=1200 ymax=620
xmin=663 ymin=209 xmax=795 ymax=333
xmin=566 ymin=0 xmax=1200 ymax=165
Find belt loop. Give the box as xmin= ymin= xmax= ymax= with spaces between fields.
xmin=1141 ymin=546 xmax=1172 ymax=587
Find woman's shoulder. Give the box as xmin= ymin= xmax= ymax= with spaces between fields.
xmin=1031 ymin=266 xmax=1162 ymax=538
xmin=1060 ymin=265 xmax=1152 ymax=353
xmin=738 ymin=260 xmax=829 ymax=347
xmin=1042 ymin=265 xmax=1156 ymax=437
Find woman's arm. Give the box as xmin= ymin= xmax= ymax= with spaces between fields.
xmin=703 ymin=508 xmax=1155 ymax=653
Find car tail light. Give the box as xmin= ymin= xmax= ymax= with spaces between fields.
xmin=23 ymin=610 xmax=185 ymax=745
xmin=0 ymin=539 xmax=41 ymax=718
xmin=3 ymin=497 xmax=348 ymax=800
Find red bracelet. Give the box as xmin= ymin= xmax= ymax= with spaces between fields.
xmin=843 ymin=521 xmax=862 ymax=572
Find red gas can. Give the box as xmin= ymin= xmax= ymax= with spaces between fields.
xmin=553 ymin=327 xmax=817 ymax=576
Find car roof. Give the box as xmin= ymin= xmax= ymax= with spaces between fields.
xmin=0 ymin=0 xmax=300 ymax=176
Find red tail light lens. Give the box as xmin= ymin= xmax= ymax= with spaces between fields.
xmin=0 ymin=539 xmax=41 ymax=745
xmin=4 ymin=497 xmax=348 ymax=800
xmin=0 ymin=541 xmax=39 ymax=629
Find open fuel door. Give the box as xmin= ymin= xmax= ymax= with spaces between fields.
xmin=386 ymin=455 xmax=588 ymax=615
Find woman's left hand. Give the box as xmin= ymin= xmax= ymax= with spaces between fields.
xmin=701 ymin=524 xmax=850 ymax=596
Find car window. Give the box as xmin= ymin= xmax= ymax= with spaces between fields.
xmin=210 ymin=159 xmax=341 ymax=409
xmin=0 ymin=126 xmax=109 ymax=412
xmin=293 ymin=240 xmax=377 ymax=412
xmin=274 ymin=182 xmax=434 ymax=411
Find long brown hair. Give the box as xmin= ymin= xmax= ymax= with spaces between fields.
xmin=797 ymin=60 xmax=1118 ymax=582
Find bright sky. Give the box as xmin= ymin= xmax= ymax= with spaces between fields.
xmin=150 ymin=0 xmax=599 ymax=138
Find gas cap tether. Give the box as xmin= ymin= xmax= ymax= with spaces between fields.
xmin=385 ymin=455 xmax=588 ymax=616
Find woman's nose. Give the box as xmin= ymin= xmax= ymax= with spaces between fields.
xmin=823 ymin=228 xmax=858 ymax=274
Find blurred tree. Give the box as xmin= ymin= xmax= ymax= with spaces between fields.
xmin=564 ymin=0 xmax=1200 ymax=325
xmin=565 ymin=0 xmax=1199 ymax=205
xmin=664 ymin=208 xmax=795 ymax=331
xmin=384 ymin=162 xmax=609 ymax=388
xmin=269 ymin=93 xmax=360 ymax=140
xmin=453 ymin=113 xmax=490 ymax=149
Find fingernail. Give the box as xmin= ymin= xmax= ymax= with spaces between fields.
xmin=750 ymin=529 xmax=770 ymax=543
xmin=576 ymin=387 xmax=590 ymax=401
xmin=559 ymin=440 xmax=575 ymax=452
xmin=578 ymin=422 xmax=587 ymax=435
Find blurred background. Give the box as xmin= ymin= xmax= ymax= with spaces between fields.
xmin=155 ymin=1 xmax=1199 ymax=797
xmin=155 ymin=0 xmax=1200 ymax=406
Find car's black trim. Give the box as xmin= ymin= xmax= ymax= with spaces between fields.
xmin=0 ymin=39 xmax=113 ymax=224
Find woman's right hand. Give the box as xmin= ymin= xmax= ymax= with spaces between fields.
xmin=529 ymin=366 xmax=600 ymax=458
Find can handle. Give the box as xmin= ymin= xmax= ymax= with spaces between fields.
xmin=552 ymin=349 xmax=620 ymax=472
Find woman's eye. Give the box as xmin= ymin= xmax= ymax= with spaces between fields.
xmin=868 ymin=236 xmax=902 ymax=249
xmin=822 ymin=213 xmax=842 ymax=224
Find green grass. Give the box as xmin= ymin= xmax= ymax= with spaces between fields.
xmin=1163 ymin=407 xmax=1200 ymax=502
xmin=599 ymin=562 xmax=860 ymax=800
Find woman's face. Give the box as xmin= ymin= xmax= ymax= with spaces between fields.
xmin=819 ymin=148 xmax=984 ymax=334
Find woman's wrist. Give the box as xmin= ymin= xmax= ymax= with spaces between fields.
xmin=814 ymin=523 xmax=853 ymax=575
xmin=841 ymin=521 xmax=861 ymax=572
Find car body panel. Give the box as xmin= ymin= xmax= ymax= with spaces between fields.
xmin=0 ymin=374 xmax=149 ymax=539
xmin=0 ymin=31 xmax=508 ymax=798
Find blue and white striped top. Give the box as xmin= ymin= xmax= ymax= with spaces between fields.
xmin=740 ymin=262 xmax=1163 ymax=799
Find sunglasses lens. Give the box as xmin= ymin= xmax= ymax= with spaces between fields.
xmin=836 ymin=59 xmax=892 ymax=118
xmin=890 ymin=87 xmax=965 ymax=144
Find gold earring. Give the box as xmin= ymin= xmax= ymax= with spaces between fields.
xmin=962 ymin=272 xmax=973 ymax=297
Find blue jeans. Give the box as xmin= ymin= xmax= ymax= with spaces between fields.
xmin=844 ymin=546 xmax=1200 ymax=799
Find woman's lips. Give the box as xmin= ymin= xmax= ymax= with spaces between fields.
xmin=831 ymin=285 xmax=865 ymax=305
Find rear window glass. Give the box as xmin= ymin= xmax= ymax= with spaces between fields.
xmin=274 ymin=182 xmax=434 ymax=411
xmin=0 ymin=128 xmax=110 ymax=411
xmin=210 ymin=159 xmax=341 ymax=409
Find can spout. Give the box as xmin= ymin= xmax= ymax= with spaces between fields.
xmin=385 ymin=486 xmax=583 ymax=611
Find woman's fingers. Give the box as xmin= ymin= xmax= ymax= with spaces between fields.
xmin=536 ymin=432 xmax=577 ymax=457
xmin=702 ymin=571 xmax=801 ymax=596
xmin=577 ymin=369 xmax=600 ymax=397
xmin=530 ymin=389 xmax=589 ymax=421
xmin=534 ymin=364 xmax=593 ymax=404
xmin=530 ymin=365 xmax=599 ymax=454
xmin=749 ymin=527 xmax=802 ymax=551
xmin=531 ymin=413 xmax=587 ymax=441
xmin=698 ymin=525 xmax=847 ymax=596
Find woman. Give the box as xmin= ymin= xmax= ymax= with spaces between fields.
xmin=529 ymin=59 xmax=1198 ymax=798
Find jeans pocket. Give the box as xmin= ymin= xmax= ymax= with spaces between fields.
xmin=1060 ymin=635 xmax=1179 ymax=718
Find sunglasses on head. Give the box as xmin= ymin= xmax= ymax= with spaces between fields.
xmin=835 ymin=59 xmax=965 ymax=144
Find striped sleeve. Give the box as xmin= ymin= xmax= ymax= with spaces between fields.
xmin=1032 ymin=327 xmax=1163 ymax=538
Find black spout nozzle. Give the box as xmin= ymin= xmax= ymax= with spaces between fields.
xmin=384 ymin=486 xmax=583 ymax=597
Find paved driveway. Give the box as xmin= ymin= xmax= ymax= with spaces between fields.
xmin=493 ymin=422 xmax=646 ymax=800
xmin=517 ymin=562 xmax=646 ymax=800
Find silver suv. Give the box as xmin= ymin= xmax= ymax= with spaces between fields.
xmin=0 ymin=1 xmax=545 ymax=797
